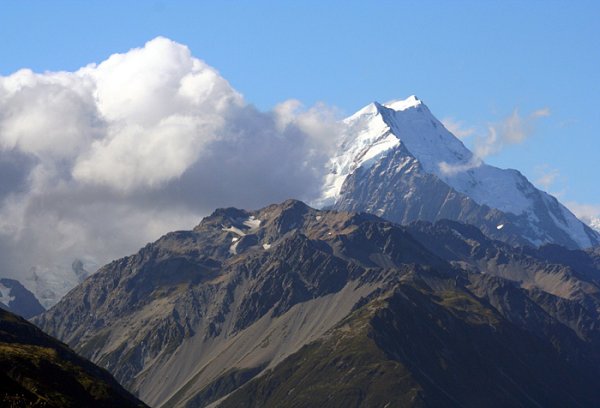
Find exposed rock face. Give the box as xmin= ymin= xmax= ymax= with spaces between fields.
xmin=0 ymin=277 xmax=45 ymax=319
xmin=335 ymin=146 xmax=531 ymax=247
xmin=0 ymin=307 xmax=146 ymax=408
xmin=36 ymin=200 xmax=600 ymax=407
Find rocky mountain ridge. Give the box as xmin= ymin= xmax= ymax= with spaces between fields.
xmin=36 ymin=200 xmax=600 ymax=407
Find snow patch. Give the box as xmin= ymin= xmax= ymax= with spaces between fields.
xmin=262 ymin=243 xmax=271 ymax=250
xmin=222 ymin=226 xmax=246 ymax=236
xmin=243 ymin=216 xmax=261 ymax=231
xmin=0 ymin=283 xmax=14 ymax=306
xmin=496 ymin=224 xmax=504 ymax=230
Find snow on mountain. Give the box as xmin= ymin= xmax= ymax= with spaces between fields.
xmin=22 ymin=259 xmax=92 ymax=309
xmin=19 ymin=95 xmax=599 ymax=309
xmin=318 ymin=95 xmax=600 ymax=249
xmin=591 ymin=217 xmax=600 ymax=233
xmin=0 ymin=281 xmax=14 ymax=307
xmin=0 ymin=278 xmax=45 ymax=318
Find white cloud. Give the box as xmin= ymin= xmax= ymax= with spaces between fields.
xmin=438 ymin=157 xmax=482 ymax=176
xmin=72 ymin=115 xmax=217 ymax=191
xmin=473 ymin=108 xmax=550 ymax=158
xmin=88 ymin=37 xmax=241 ymax=125
xmin=0 ymin=37 xmax=341 ymax=306
xmin=441 ymin=117 xmax=475 ymax=139
xmin=439 ymin=108 xmax=550 ymax=176
xmin=0 ymin=76 xmax=100 ymax=159
xmin=565 ymin=201 xmax=600 ymax=229
xmin=531 ymin=107 xmax=551 ymax=118
xmin=534 ymin=165 xmax=560 ymax=190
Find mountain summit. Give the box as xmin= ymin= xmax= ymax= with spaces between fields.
xmin=318 ymin=96 xmax=599 ymax=249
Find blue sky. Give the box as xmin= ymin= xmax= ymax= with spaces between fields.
xmin=1 ymin=0 xmax=599 ymax=215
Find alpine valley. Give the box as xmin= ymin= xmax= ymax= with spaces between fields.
xmin=21 ymin=96 xmax=600 ymax=407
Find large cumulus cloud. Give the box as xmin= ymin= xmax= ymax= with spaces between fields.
xmin=0 ymin=37 xmax=340 ymax=307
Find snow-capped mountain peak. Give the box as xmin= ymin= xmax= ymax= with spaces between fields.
xmin=382 ymin=94 xmax=423 ymax=111
xmin=375 ymin=100 xmax=533 ymax=216
xmin=318 ymin=95 xmax=600 ymax=249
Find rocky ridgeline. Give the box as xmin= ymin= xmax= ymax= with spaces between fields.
xmin=35 ymin=200 xmax=600 ymax=407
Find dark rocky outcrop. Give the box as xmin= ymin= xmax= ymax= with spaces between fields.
xmin=0 ymin=307 xmax=146 ymax=407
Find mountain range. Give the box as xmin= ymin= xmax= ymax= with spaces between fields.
xmin=14 ymin=95 xmax=600 ymax=310
xmin=35 ymin=200 xmax=600 ymax=407
xmin=7 ymin=95 xmax=600 ymax=407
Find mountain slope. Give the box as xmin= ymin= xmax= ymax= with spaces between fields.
xmin=37 ymin=200 xmax=448 ymax=407
xmin=319 ymin=96 xmax=600 ymax=249
xmin=0 ymin=307 xmax=146 ymax=408
xmin=0 ymin=278 xmax=45 ymax=319
xmin=220 ymin=276 xmax=600 ymax=408
xmin=36 ymin=201 xmax=600 ymax=407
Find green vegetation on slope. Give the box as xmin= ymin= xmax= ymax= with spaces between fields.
xmin=220 ymin=279 xmax=600 ymax=408
xmin=0 ymin=308 xmax=146 ymax=408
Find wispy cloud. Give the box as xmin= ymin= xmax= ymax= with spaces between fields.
xmin=473 ymin=108 xmax=550 ymax=158
xmin=441 ymin=117 xmax=475 ymax=139
xmin=438 ymin=158 xmax=482 ymax=176
xmin=531 ymin=107 xmax=551 ymax=118
xmin=565 ymin=201 xmax=600 ymax=228
xmin=439 ymin=108 xmax=550 ymax=176
xmin=534 ymin=164 xmax=560 ymax=190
